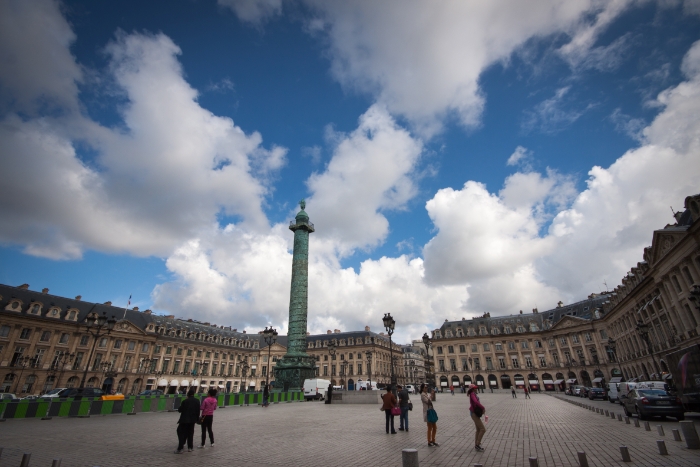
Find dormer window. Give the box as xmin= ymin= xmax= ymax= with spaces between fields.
xmin=30 ymin=304 xmax=41 ymax=315
xmin=516 ymin=326 xmax=525 ymax=333
xmin=491 ymin=328 xmax=499 ymax=335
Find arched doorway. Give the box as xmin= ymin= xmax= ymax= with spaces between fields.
xmin=500 ymin=374 xmax=512 ymax=389
xmin=580 ymin=370 xmax=592 ymax=387
xmin=463 ymin=375 xmax=472 ymax=386
xmin=476 ymin=374 xmax=485 ymax=391
xmin=102 ymin=377 xmax=114 ymax=393
xmin=331 ymin=379 xmax=337 ymax=386
xmin=527 ymin=373 xmax=540 ymax=391
xmin=555 ymin=372 xmax=565 ymax=391
xmin=42 ymin=375 xmax=55 ymax=393
xmin=542 ymin=373 xmax=554 ymax=391
xmin=86 ymin=377 xmax=99 ymax=389
xmin=339 ymin=379 xmax=345 ymax=389
xmin=117 ymin=378 xmax=128 ymax=394
xmin=513 ymin=374 xmax=525 ymax=389
xmin=451 ymin=375 xmax=460 ymax=388
xmin=348 ymin=379 xmax=355 ymax=390
xmin=131 ymin=378 xmax=142 ymax=394
xmin=66 ymin=376 xmax=79 ymax=388
xmin=439 ymin=375 xmax=448 ymax=389
xmin=488 ymin=374 xmax=498 ymax=389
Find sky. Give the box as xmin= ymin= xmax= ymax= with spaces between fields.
xmin=1 ymin=0 xmax=699 ymax=343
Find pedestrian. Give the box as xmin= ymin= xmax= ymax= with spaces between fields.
xmin=450 ymin=384 xmax=454 ymax=395
xmin=199 ymin=388 xmax=217 ymax=448
xmin=381 ymin=386 xmax=398 ymax=434
xmin=468 ymin=384 xmax=486 ymax=452
xmin=524 ymin=386 xmax=530 ymax=399
xmin=420 ymin=383 xmax=438 ymax=446
xmin=325 ymin=383 xmax=333 ymax=404
xmin=511 ymin=386 xmax=516 ymax=398
xmin=175 ymin=387 xmax=200 ymax=454
xmin=397 ymin=384 xmax=410 ymax=432
xmin=263 ymin=383 xmax=270 ymax=407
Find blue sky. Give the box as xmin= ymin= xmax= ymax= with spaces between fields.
xmin=1 ymin=0 xmax=699 ymax=342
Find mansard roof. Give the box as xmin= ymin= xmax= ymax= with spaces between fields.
xmin=436 ymin=294 xmax=610 ymax=336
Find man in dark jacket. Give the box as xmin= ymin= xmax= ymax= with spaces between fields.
xmin=175 ymin=388 xmax=201 ymax=453
xmin=397 ymin=384 xmax=410 ymax=432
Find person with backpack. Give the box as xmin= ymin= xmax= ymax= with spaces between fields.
xmin=420 ymin=383 xmax=439 ymax=447
xmin=468 ymin=384 xmax=486 ymax=452
xmin=198 ymin=388 xmax=218 ymax=448
xmin=175 ymin=388 xmax=200 ymax=454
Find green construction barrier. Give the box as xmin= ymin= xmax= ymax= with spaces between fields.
xmin=217 ymin=393 xmax=225 ymax=407
xmin=156 ymin=397 xmax=167 ymax=412
xmin=141 ymin=398 xmax=152 ymax=412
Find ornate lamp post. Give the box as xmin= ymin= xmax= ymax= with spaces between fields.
xmin=566 ymin=358 xmax=578 ymax=393
xmin=262 ymin=326 xmax=278 ymax=387
xmin=79 ymin=312 xmax=116 ymax=389
xmin=607 ymin=338 xmax=617 ymax=363
xmin=422 ymin=333 xmax=434 ymax=389
xmin=382 ymin=313 xmax=396 ymax=388
xmin=239 ymin=356 xmax=250 ymax=393
xmin=328 ymin=341 xmax=336 ymax=381
xmin=52 ymin=351 xmax=74 ymax=389
xmin=409 ymin=360 xmax=415 ymax=385
xmin=13 ymin=355 xmax=31 ymax=394
xmin=137 ymin=357 xmax=153 ymax=394
xmin=636 ymin=321 xmax=660 ymax=380
xmin=365 ymin=350 xmax=373 ymax=389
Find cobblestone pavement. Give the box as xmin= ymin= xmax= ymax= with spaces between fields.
xmin=1 ymin=392 xmax=699 ymax=467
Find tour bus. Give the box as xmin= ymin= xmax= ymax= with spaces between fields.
xmin=303 ymin=378 xmax=331 ymax=401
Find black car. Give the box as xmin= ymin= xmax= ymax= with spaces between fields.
xmin=138 ymin=389 xmax=164 ymax=396
xmin=622 ymin=389 xmax=684 ymax=421
xmin=57 ymin=387 xmax=105 ymax=398
xmin=588 ymin=388 xmax=607 ymax=400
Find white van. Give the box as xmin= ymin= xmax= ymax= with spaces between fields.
xmin=607 ymin=382 xmax=620 ymax=403
xmin=303 ymin=378 xmax=331 ymax=401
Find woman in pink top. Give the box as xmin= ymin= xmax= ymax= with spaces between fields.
xmin=468 ymin=384 xmax=486 ymax=452
xmin=199 ymin=388 xmax=218 ymax=448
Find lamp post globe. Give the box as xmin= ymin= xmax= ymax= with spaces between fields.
xmin=382 ymin=313 xmax=396 ymax=389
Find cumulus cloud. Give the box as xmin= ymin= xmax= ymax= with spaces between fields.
xmin=0 ymin=5 xmax=285 ymax=259
xmin=218 ymin=0 xmax=283 ymax=25
xmin=299 ymin=0 xmax=634 ymax=136
xmin=0 ymin=0 xmax=82 ymax=114
xmin=305 ymin=105 xmax=423 ymax=255
xmin=507 ymin=145 xmax=531 ymax=166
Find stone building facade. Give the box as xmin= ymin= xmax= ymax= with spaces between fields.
xmin=597 ymin=193 xmax=700 ymax=382
xmin=0 ymin=284 xmax=404 ymax=395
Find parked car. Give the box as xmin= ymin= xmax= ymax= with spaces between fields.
xmin=588 ymin=388 xmax=607 ymax=400
xmin=57 ymin=387 xmax=105 ymax=398
xmin=405 ymin=384 xmax=415 ymax=394
xmin=622 ymin=388 xmax=684 ymax=421
xmin=0 ymin=393 xmax=18 ymax=400
xmin=20 ymin=395 xmax=40 ymax=400
xmin=138 ymin=389 xmax=164 ymax=396
xmin=580 ymin=387 xmax=591 ymax=398
xmin=41 ymin=388 xmax=67 ymax=398
xmin=572 ymin=386 xmax=582 ymax=396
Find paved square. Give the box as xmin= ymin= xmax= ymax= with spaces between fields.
xmin=1 ymin=392 xmax=699 ymax=466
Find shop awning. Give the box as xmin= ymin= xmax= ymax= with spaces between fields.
xmin=528 ymin=380 xmax=539 ymax=385
xmin=592 ymin=377 xmax=603 ymax=383
xmin=192 ymin=380 xmax=200 ymax=386
xmin=566 ymin=379 xmax=576 ymax=384
xmin=180 ymin=379 xmax=190 ymax=386
xmin=169 ymin=380 xmax=179 ymax=386
xmin=553 ymin=379 xmax=564 ymax=384
xmin=157 ymin=378 xmax=168 ymax=386
xmin=609 ymin=377 xmax=623 ymax=383
xmin=489 ymin=380 xmax=497 ymax=386
xmin=200 ymin=384 xmax=209 ymax=388
xmin=663 ymin=374 xmax=673 ymax=380
xmin=477 ymin=381 xmax=484 ymax=385
xmin=543 ymin=380 xmax=554 ymax=384
xmin=218 ymin=384 xmax=225 ymax=389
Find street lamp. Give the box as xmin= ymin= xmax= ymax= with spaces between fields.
xmin=328 ymin=341 xmax=336 ymax=381
xmin=409 ymin=360 xmax=415 ymax=385
xmin=607 ymin=337 xmax=617 ymax=363
xmin=382 ymin=313 xmax=396 ymax=389
xmin=13 ymin=355 xmax=31 ymax=394
xmin=636 ymin=321 xmax=660 ymax=380
xmin=79 ymin=311 xmax=116 ymax=389
xmin=51 ymin=351 xmax=75 ymax=389
xmin=566 ymin=358 xmax=578 ymax=393
xmin=261 ymin=326 xmax=278 ymax=387
xmin=422 ymin=332 xmax=434 ymax=389
xmin=365 ymin=350 xmax=373 ymax=389
xmin=239 ymin=356 xmax=250 ymax=393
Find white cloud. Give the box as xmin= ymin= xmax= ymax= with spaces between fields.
xmin=301 ymin=0 xmax=634 ymax=136
xmin=0 ymin=0 xmax=82 ymax=114
xmin=305 ymin=104 xmax=423 ymax=256
xmin=0 ymin=8 xmax=285 ymax=259
xmin=522 ymin=86 xmax=591 ymax=133
xmin=507 ymin=146 xmax=531 ymax=166
xmin=218 ymin=0 xmax=283 ymax=25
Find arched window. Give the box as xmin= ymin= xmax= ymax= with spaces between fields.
xmin=66 ymin=376 xmax=79 ymax=388
xmin=86 ymin=377 xmax=99 ymax=388
xmin=22 ymin=375 xmax=37 ymax=394
xmin=117 ymin=378 xmax=129 ymax=393
xmin=451 ymin=375 xmax=460 ymax=387
xmin=2 ymin=373 xmax=15 ymax=392
xmin=488 ymin=374 xmax=498 ymax=388
xmin=439 ymin=375 xmax=448 ymax=388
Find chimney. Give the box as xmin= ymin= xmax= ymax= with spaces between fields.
xmin=327 ymin=330 xmax=332 ymax=334
xmin=334 ymin=329 xmax=340 ymax=334
xmin=133 ymin=307 xmax=139 ymax=311
xmin=233 ymin=328 xmax=237 ymax=331
xmin=557 ymin=301 xmax=563 ymax=308
xmin=104 ymin=301 xmax=112 ymax=306
xmin=365 ymin=326 xmax=370 ymax=331
xmin=165 ymin=314 xmax=174 ymax=319
xmin=519 ymin=310 xmax=523 ymax=314
xmin=75 ymin=295 xmax=82 ymax=301
xmin=307 ymin=331 xmax=310 ymax=335
xmin=532 ymin=308 xmax=538 ymax=313
xmin=143 ymin=309 xmax=152 ymax=314
xmin=18 ymin=284 xmax=29 ymax=290
xmin=242 ymin=330 xmax=246 ymax=334
xmin=42 ymin=288 xmax=49 ymax=294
